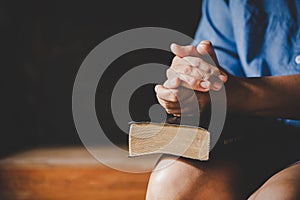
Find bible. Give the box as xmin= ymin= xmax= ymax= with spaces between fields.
xmin=128 ymin=120 xmax=210 ymax=161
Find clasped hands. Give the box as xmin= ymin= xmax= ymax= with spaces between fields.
xmin=155 ymin=40 xmax=228 ymax=117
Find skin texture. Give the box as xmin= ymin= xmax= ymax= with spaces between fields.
xmin=156 ymin=41 xmax=300 ymax=119
xmin=249 ymin=164 xmax=300 ymax=200
xmin=146 ymin=156 xmax=245 ymax=200
xmin=148 ymin=41 xmax=300 ymax=199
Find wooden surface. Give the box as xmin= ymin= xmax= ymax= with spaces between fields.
xmin=0 ymin=146 xmax=152 ymax=200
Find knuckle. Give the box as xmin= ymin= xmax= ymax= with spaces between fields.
xmin=201 ymin=45 xmax=211 ymax=53
xmin=187 ymin=45 xmax=196 ymax=52
xmin=186 ymin=77 xmax=200 ymax=89
xmin=189 ymin=77 xmax=198 ymax=85
xmin=201 ymin=40 xmax=212 ymax=46
xmin=172 ymin=56 xmax=181 ymax=64
xmin=183 ymin=65 xmax=193 ymax=74
xmin=169 ymin=91 xmax=178 ymax=102
xmin=199 ymin=64 xmax=209 ymax=72
xmin=156 ymin=88 xmax=163 ymax=96
xmin=171 ymin=96 xmax=178 ymax=102
xmin=156 ymin=96 xmax=164 ymax=104
xmin=162 ymin=103 xmax=169 ymax=110
xmin=194 ymin=58 xmax=201 ymax=67
xmin=207 ymin=67 xmax=212 ymax=74
xmin=165 ymin=109 xmax=173 ymax=114
xmin=195 ymin=68 xmax=205 ymax=78
xmin=166 ymin=68 xmax=178 ymax=79
xmin=166 ymin=68 xmax=172 ymax=78
xmin=165 ymin=102 xmax=172 ymax=109
xmin=156 ymin=94 xmax=160 ymax=100
xmin=212 ymin=68 xmax=220 ymax=76
xmin=202 ymin=73 xmax=209 ymax=80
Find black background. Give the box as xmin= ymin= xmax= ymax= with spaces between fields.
xmin=0 ymin=0 xmax=202 ymax=156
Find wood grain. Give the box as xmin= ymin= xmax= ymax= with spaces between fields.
xmin=0 ymin=146 xmax=151 ymax=200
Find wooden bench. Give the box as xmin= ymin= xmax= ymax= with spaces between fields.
xmin=0 ymin=146 xmax=152 ymax=200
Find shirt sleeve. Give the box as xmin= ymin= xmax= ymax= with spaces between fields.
xmin=193 ymin=0 xmax=245 ymax=76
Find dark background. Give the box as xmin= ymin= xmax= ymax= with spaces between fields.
xmin=0 ymin=0 xmax=202 ymax=157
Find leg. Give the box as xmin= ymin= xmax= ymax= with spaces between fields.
xmin=248 ymin=163 xmax=300 ymax=200
xmin=146 ymin=155 xmax=245 ymax=200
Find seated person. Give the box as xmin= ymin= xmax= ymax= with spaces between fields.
xmin=147 ymin=0 xmax=300 ymax=199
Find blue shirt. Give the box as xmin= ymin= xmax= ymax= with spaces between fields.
xmin=193 ymin=0 xmax=300 ymax=127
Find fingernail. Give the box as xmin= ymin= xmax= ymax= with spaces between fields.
xmin=200 ymin=81 xmax=211 ymax=88
xmin=218 ymin=75 xmax=227 ymax=82
xmin=154 ymin=85 xmax=159 ymax=92
xmin=170 ymin=43 xmax=178 ymax=50
xmin=200 ymin=40 xmax=212 ymax=46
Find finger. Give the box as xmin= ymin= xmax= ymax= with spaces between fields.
xmin=157 ymin=95 xmax=192 ymax=116
xmin=181 ymin=56 xmax=228 ymax=89
xmin=182 ymin=56 xmax=201 ymax=67
xmin=181 ymin=77 xmax=210 ymax=92
xmin=166 ymin=68 xmax=177 ymax=80
xmin=166 ymin=68 xmax=191 ymax=82
xmin=182 ymin=56 xmax=214 ymax=75
xmin=169 ymin=60 xmax=192 ymax=76
xmin=207 ymin=69 xmax=226 ymax=91
xmin=197 ymin=41 xmax=229 ymax=83
xmin=155 ymin=85 xmax=178 ymax=102
xmin=179 ymin=106 xmax=196 ymax=116
xmin=173 ymin=114 xmax=181 ymax=117
xmin=196 ymin=40 xmax=219 ymax=66
xmin=181 ymin=92 xmax=199 ymax=107
xmin=166 ymin=108 xmax=182 ymax=115
xmin=176 ymin=103 xmax=198 ymax=116
xmin=169 ymin=65 xmax=200 ymax=79
xmin=175 ymin=73 xmax=210 ymax=92
xmin=167 ymin=68 xmax=211 ymax=91
xmin=172 ymin=56 xmax=221 ymax=81
xmin=170 ymin=43 xmax=199 ymax=58
xmin=200 ymin=81 xmax=211 ymax=89
xmin=167 ymin=110 xmax=182 ymax=116
xmin=183 ymin=56 xmax=213 ymax=72
xmin=179 ymin=75 xmax=210 ymax=92
xmin=171 ymin=55 xmax=191 ymax=66
xmin=163 ymin=77 xmax=181 ymax=89
xmin=156 ymin=96 xmax=182 ymax=115
xmin=169 ymin=63 xmax=206 ymax=81
xmin=158 ymin=89 xmax=201 ymax=116
xmin=156 ymin=97 xmax=180 ymax=110
xmin=218 ymin=72 xmax=228 ymax=83
xmin=180 ymin=90 xmax=210 ymax=115
xmin=208 ymin=76 xmax=224 ymax=91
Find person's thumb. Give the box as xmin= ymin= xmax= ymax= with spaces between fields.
xmin=197 ymin=40 xmax=229 ymax=83
xmin=170 ymin=43 xmax=199 ymax=58
xmin=196 ymin=40 xmax=219 ymax=66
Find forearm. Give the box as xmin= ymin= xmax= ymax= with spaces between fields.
xmin=226 ymin=74 xmax=300 ymax=119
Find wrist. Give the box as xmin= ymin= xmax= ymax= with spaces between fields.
xmin=224 ymin=75 xmax=254 ymax=114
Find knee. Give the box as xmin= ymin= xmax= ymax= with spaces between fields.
xmin=249 ymin=164 xmax=300 ymax=200
xmin=146 ymin=156 xmax=203 ymax=200
xmin=146 ymin=156 xmax=243 ymax=200
xmin=249 ymin=181 xmax=300 ymax=200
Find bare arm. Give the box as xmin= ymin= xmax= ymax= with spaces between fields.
xmin=156 ymin=42 xmax=300 ymax=120
xmin=227 ymin=74 xmax=300 ymax=119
